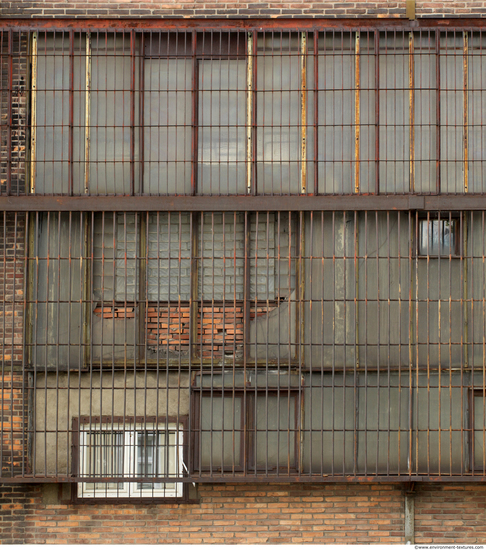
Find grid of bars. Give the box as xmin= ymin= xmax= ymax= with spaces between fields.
xmin=2 ymin=22 xmax=486 ymax=487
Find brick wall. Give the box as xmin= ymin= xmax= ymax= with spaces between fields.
xmin=1 ymin=482 xmax=486 ymax=544
xmin=3 ymin=0 xmax=486 ymax=19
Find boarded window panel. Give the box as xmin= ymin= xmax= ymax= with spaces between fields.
xmin=198 ymin=59 xmax=246 ymax=195
xmin=89 ymin=34 xmax=139 ymax=195
xmin=414 ymin=372 xmax=466 ymax=475
xmin=256 ymin=33 xmax=300 ymax=195
xmin=303 ymin=212 xmax=357 ymax=368
xmin=35 ymin=34 xmax=86 ymax=195
xmin=357 ymin=212 xmax=411 ymax=368
xmin=253 ymin=393 xmax=297 ymax=470
xmin=440 ymin=32 xmax=464 ymax=193
xmin=199 ymin=393 xmax=243 ymax=471
xmin=356 ymin=373 xmax=410 ymax=475
xmin=474 ymin=392 xmax=486 ymax=473
xmin=302 ymin=373 xmax=356 ymax=475
xmin=144 ymin=58 xmax=192 ymax=195
xmin=31 ymin=213 xmax=84 ymax=368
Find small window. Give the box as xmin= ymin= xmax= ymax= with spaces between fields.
xmin=418 ymin=217 xmax=459 ymax=256
xmin=76 ymin=418 xmax=185 ymax=499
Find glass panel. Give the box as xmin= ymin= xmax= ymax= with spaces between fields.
xmin=144 ymin=58 xmax=192 ymax=194
xmin=82 ymin=430 xmax=124 ymax=491
xmin=418 ymin=218 xmax=457 ymax=256
xmin=89 ymin=33 xmax=139 ymax=195
xmin=474 ymin=393 xmax=486 ymax=472
xmin=198 ymin=59 xmax=246 ymax=194
xmin=256 ymin=33 xmax=300 ymax=194
xmin=35 ymin=33 xmax=86 ymax=194
xmin=31 ymin=213 xmax=84 ymax=368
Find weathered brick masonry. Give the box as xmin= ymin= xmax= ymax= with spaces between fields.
xmin=2 ymin=0 xmax=486 ymax=545
xmin=3 ymin=0 xmax=486 ymax=18
xmin=1 ymin=483 xmax=486 ymax=544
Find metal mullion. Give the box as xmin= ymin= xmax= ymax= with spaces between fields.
xmin=21 ymin=212 xmax=29 ymax=477
xmin=0 ymin=214 xmax=5 ymax=473
xmin=410 ymin=210 xmax=415 ymax=477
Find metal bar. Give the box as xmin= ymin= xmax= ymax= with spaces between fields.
xmin=69 ymin=31 xmax=74 ymax=196
xmin=409 ymin=32 xmax=415 ymax=192
xmin=29 ymin=32 xmax=37 ymax=194
xmin=464 ymin=31 xmax=469 ymax=193
xmin=436 ymin=30 xmax=441 ymax=194
xmin=246 ymin=32 xmax=253 ymax=195
xmin=375 ymin=30 xmax=380 ymax=195
xmin=300 ymin=32 xmax=307 ymax=194
xmin=6 ymin=30 xmax=13 ymax=195
xmin=84 ymin=33 xmax=91 ymax=194
xmin=354 ymin=31 xmax=360 ymax=194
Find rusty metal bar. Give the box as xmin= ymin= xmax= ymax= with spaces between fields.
xmin=354 ymin=32 xmax=360 ymax=194
xmin=464 ymin=31 xmax=469 ymax=193
xmin=29 ymin=32 xmax=37 ymax=194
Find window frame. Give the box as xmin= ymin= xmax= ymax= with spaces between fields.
xmin=72 ymin=415 xmax=188 ymax=502
xmin=192 ymin=384 xmax=300 ymax=474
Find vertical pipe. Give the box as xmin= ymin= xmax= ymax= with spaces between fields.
xmin=30 ymin=32 xmax=37 ymax=195
xmin=84 ymin=33 xmax=91 ymax=195
xmin=354 ymin=32 xmax=360 ymax=194
xmin=300 ymin=32 xmax=307 ymax=194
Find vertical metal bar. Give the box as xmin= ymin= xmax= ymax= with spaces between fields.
xmin=464 ymin=31 xmax=469 ymax=193
xmin=30 ymin=32 xmax=37 ymax=195
xmin=314 ymin=32 xmax=319 ymax=196
xmin=354 ymin=32 xmax=360 ymax=194
xmin=130 ymin=30 xmax=136 ymax=196
xmin=191 ymin=31 xmax=198 ymax=196
xmin=69 ymin=31 xmax=74 ymax=196
xmin=375 ymin=30 xmax=380 ymax=195
xmin=409 ymin=32 xmax=415 ymax=192
xmin=84 ymin=32 xmax=91 ymax=195
xmin=6 ymin=31 xmax=13 ymax=195
xmin=300 ymin=32 xmax=307 ymax=194
xmin=436 ymin=31 xmax=441 ymax=194
xmin=139 ymin=33 xmax=145 ymax=195
xmin=246 ymin=32 xmax=253 ymax=195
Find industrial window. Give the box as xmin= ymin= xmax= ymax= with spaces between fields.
xmin=192 ymin=372 xmax=299 ymax=473
xmin=75 ymin=417 xmax=185 ymax=499
xmin=417 ymin=215 xmax=460 ymax=256
xmin=28 ymin=29 xmax=486 ymax=197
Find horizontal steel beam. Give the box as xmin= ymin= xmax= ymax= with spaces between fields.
xmin=2 ymin=18 xmax=486 ymax=31
xmin=2 ymin=194 xmax=486 ymax=212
